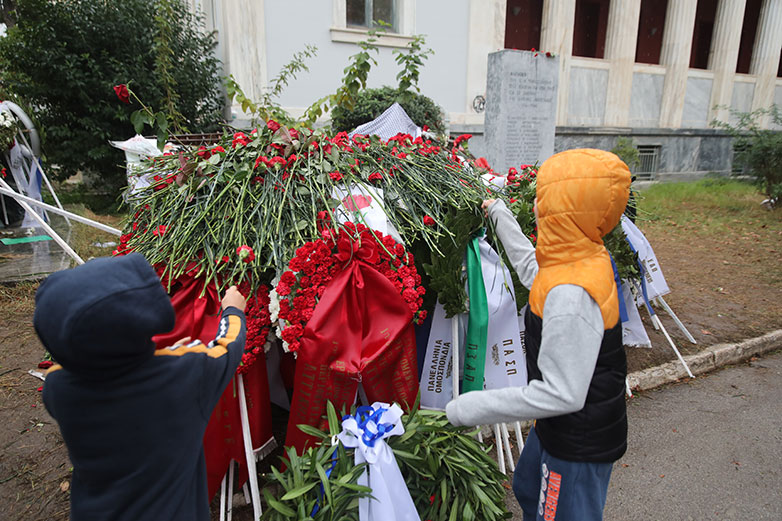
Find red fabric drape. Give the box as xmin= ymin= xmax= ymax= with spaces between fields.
xmin=285 ymin=260 xmax=419 ymax=454
xmin=152 ymin=274 xmax=273 ymax=499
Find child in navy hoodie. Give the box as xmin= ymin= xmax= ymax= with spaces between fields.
xmin=34 ymin=253 xmax=247 ymax=521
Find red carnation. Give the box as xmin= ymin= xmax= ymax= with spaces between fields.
xmin=474 ymin=157 xmax=490 ymax=170
xmin=113 ymin=84 xmax=130 ymax=104
xmin=267 ymin=119 xmax=281 ymax=132
xmin=423 ymin=215 xmax=436 ymax=226
xmin=329 ymin=171 xmax=344 ymax=182
xmin=37 ymin=360 xmax=54 ymax=369
xmin=153 ymin=225 xmax=167 ymax=236
xmin=368 ymin=172 xmax=383 ymax=182
xmin=236 ymin=245 xmax=255 ymax=263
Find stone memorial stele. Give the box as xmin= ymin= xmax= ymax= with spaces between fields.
xmin=484 ymin=50 xmax=559 ymax=173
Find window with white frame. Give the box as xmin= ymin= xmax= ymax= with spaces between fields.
xmin=332 ymin=0 xmax=414 ymax=48
xmin=347 ymin=0 xmax=397 ymax=33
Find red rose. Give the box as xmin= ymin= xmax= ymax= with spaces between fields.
xmin=113 ymin=84 xmax=130 ymax=104
xmin=236 ymin=245 xmax=255 ymax=263
xmin=267 ymin=119 xmax=281 ymax=132
xmin=37 ymin=360 xmax=54 ymax=369
xmin=423 ymin=215 xmax=435 ymax=226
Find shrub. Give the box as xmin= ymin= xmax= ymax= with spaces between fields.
xmin=712 ymin=106 xmax=782 ymax=208
xmin=0 ymin=0 xmax=224 ymax=190
xmin=330 ymin=86 xmax=445 ymax=135
xmin=610 ymin=136 xmax=641 ymax=170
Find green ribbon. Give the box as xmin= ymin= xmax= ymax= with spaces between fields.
xmin=462 ymin=234 xmax=489 ymax=393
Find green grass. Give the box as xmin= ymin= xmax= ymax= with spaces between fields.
xmin=636 ymin=178 xmax=781 ymax=234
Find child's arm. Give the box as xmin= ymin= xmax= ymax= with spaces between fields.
xmin=445 ymin=285 xmax=603 ymax=426
xmin=485 ymin=199 xmax=538 ymax=289
xmin=196 ymin=286 xmax=247 ymax=414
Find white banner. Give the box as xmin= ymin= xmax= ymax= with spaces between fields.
xmin=419 ymin=302 xmax=460 ymax=410
xmin=477 ymin=237 xmax=528 ymax=389
xmin=621 ymin=216 xmax=669 ymax=301
xmin=620 ymin=281 xmax=652 ymax=348
xmin=332 ymin=184 xmax=403 ymax=244
xmin=337 ymin=403 xmax=420 ymax=521
xmin=7 ymin=140 xmax=46 ymax=227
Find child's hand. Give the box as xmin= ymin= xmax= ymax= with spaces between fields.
xmin=221 ymin=285 xmax=247 ymax=313
xmin=481 ymin=199 xmax=497 ymax=216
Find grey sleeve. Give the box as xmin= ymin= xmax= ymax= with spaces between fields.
xmin=445 ymin=285 xmax=604 ymax=427
xmin=487 ymin=199 xmax=538 ymax=289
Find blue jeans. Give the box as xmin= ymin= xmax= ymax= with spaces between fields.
xmin=513 ymin=428 xmax=613 ymax=521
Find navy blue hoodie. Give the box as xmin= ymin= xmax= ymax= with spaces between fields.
xmin=35 ymin=253 xmax=246 ymax=521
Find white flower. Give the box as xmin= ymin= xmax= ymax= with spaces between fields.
xmin=269 ymin=287 xmax=280 ymax=322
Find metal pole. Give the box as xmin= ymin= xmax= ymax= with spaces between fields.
xmin=451 ymin=315 xmax=460 ymax=400
xmin=655 ymin=296 xmax=697 ymax=344
xmin=237 ymin=374 xmax=262 ymax=520
xmin=0 ymin=186 xmax=121 ymax=235
xmin=652 ymin=314 xmax=694 ymax=378
xmin=0 ymin=178 xmax=83 ymax=264
xmin=501 ymin=423 xmax=515 ymax=472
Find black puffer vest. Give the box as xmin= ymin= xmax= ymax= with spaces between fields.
xmin=524 ymin=306 xmax=628 ymax=462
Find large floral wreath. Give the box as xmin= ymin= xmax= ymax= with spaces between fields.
xmin=272 ymin=222 xmax=427 ymax=353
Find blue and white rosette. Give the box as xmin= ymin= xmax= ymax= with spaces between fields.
xmin=337 ymin=403 xmax=420 ymax=521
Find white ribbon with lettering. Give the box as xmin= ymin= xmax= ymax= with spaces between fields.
xmin=620 ymin=281 xmax=652 ymax=348
xmin=477 ymin=237 xmax=528 ymax=389
xmin=620 ymin=216 xmax=669 ymax=301
xmin=419 ymin=302 xmax=459 ymax=410
xmin=337 ymin=403 xmax=420 ymax=521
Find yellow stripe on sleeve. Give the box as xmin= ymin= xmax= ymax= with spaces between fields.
xmin=216 ymin=315 xmax=242 ymax=348
xmin=154 ymin=314 xmax=241 ymax=359
xmin=155 ymin=342 xmax=228 ymax=359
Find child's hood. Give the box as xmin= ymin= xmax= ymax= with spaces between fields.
xmin=34 ymin=253 xmax=175 ymax=378
xmin=534 ymin=148 xmax=631 ymax=266
xmin=529 ymin=148 xmax=631 ymax=329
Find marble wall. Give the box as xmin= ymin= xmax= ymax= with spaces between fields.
xmin=773 ymin=85 xmax=782 ymax=130
xmin=730 ymin=81 xmax=756 ymax=116
xmin=628 ymin=73 xmax=665 ymax=127
xmin=567 ymin=67 xmax=608 ymax=126
xmin=681 ymin=77 xmax=713 ymax=128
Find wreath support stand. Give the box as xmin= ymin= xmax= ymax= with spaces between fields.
xmin=237 ymin=373 xmax=263 ymax=520
xmin=216 ymin=374 xmax=263 ymax=521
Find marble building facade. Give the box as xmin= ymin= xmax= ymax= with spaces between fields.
xmin=188 ymin=0 xmax=782 ymax=180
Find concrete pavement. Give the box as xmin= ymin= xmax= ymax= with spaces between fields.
xmin=604 ymin=349 xmax=782 ymax=520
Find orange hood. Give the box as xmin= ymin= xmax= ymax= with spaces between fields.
xmin=529 ymin=149 xmax=631 ymax=329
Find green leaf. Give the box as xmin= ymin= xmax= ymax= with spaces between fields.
xmin=155 ymin=112 xmax=168 ymax=132
xmin=336 ymin=482 xmax=372 ymax=493
xmin=326 ymin=401 xmax=340 ymax=436
xmin=264 ymin=489 xmax=297 ymax=516
xmin=296 ymin=423 xmax=329 ymax=440
xmin=315 ymin=461 xmax=332 ymax=506
xmin=280 ymin=481 xmax=318 ymax=500
xmin=130 ymin=110 xmax=146 ymax=134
